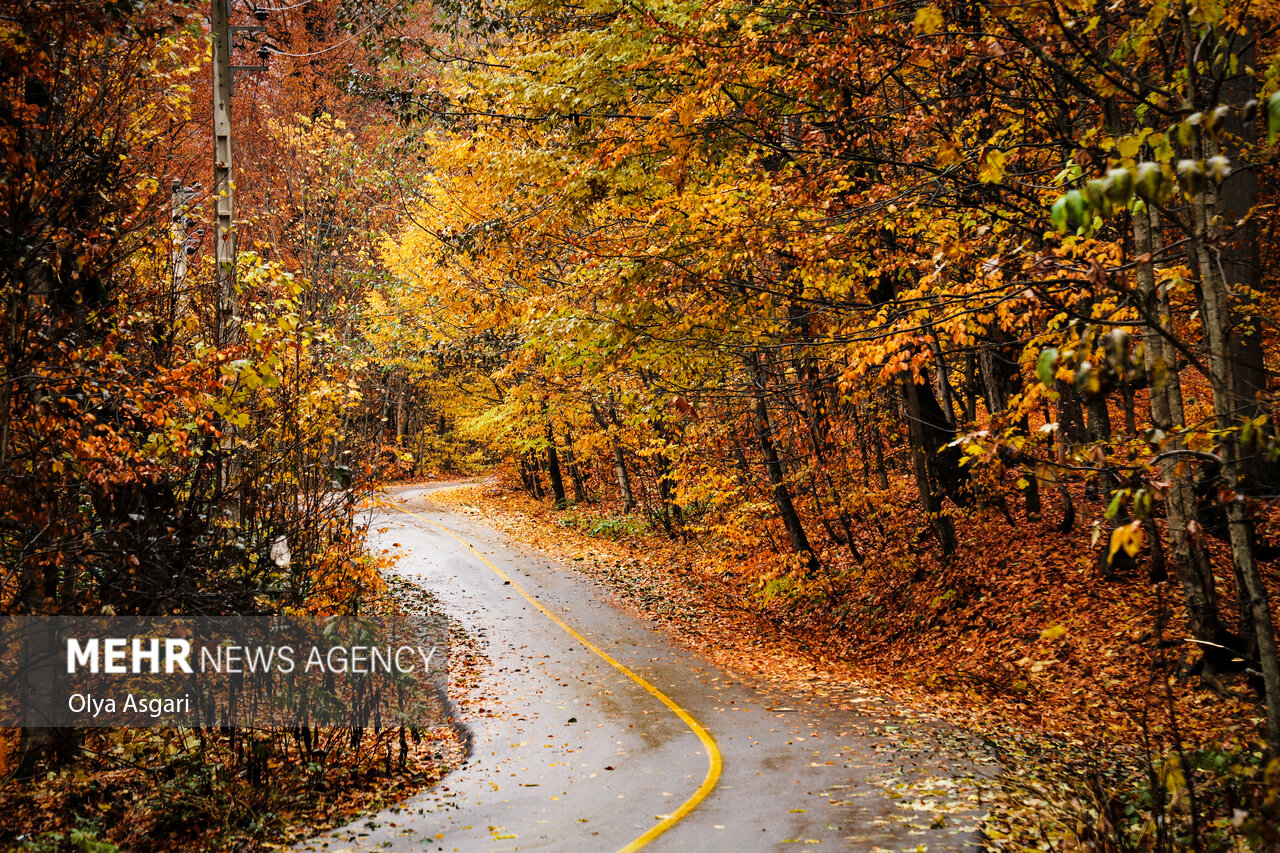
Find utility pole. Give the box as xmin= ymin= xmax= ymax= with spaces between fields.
xmin=170 ymin=181 xmax=203 ymax=326
xmin=210 ymin=0 xmax=270 ymax=515
xmin=170 ymin=180 xmax=188 ymax=320
xmin=212 ymin=0 xmax=236 ymax=348
xmin=212 ymin=0 xmax=240 ymax=518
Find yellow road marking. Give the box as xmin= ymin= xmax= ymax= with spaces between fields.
xmin=378 ymin=498 xmax=722 ymax=852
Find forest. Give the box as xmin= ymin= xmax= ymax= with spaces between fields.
xmin=4 ymin=0 xmax=1280 ymax=848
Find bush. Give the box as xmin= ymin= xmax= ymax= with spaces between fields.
xmin=20 ymin=828 xmax=122 ymax=853
xmin=586 ymin=516 xmax=647 ymax=540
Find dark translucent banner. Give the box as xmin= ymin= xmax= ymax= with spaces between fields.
xmin=0 ymin=611 xmax=447 ymax=728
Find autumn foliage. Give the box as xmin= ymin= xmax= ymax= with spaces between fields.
xmin=364 ymin=0 xmax=1280 ymax=846
xmin=0 ymin=1 xmax=457 ymax=848
xmin=9 ymin=0 xmax=1280 ymax=847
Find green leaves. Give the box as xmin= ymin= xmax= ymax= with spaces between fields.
xmin=1050 ymin=189 xmax=1089 ymax=233
xmin=1105 ymin=488 xmax=1127 ymax=520
xmin=1103 ymin=168 xmax=1132 ymax=204
xmin=1133 ymin=162 xmax=1167 ymax=203
xmin=1084 ymin=179 xmax=1109 ymax=215
xmin=1050 ymin=196 xmax=1070 ymax=233
xmin=1049 ymin=159 xmax=1177 ymax=230
xmin=1036 ymin=348 xmax=1059 ymax=387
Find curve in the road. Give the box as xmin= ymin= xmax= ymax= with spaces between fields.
xmin=300 ymin=485 xmax=992 ymax=852
xmin=379 ymin=500 xmax=722 ymax=853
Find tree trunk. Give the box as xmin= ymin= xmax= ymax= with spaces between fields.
xmin=1084 ymin=392 xmax=1113 ymax=502
xmin=650 ymin=418 xmax=683 ymax=534
xmin=591 ymin=400 xmax=636 ymax=511
xmin=1187 ymin=111 xmax=1280 ymax=752
xmin=1086 ymin=395 xmax=1111 ymax=445
xmin=869 ymin=413 xmax=890 ymax=489
xmin=853 ymin=406 xmax=872 ymax=489
xmin=394 ymin=373 xmax=406 ymax=445
xmin=1120 ymin=380 xmax=1136 ymax=434
xmin=1215 ymin=28 xmax=1266 ymax=430
xmin=527 ymin=454 xmax=546 ymax=499
xmin=927 ymin=326 xmax=958 ymax=427
xmin=563 ymin=431 xmax=588 ymax=504
xmin=544 ymin=423 xmax=567 ymax=507
xmin=612 ymin=443 xmax=635 ymax=511
xmin=1016 ymin=416 xmax=1042 ymax=519
xmin=978 ymin=331 xmax=1016 ymax=416
xmin=902 ymin=373 xmax=957 ymax=556
xmin=962 ymin=352 xmax=978 ymax=424
xmin=747 ymin=355 xmax=819 ymax=572
xmin=1135 ymin=202 xmax=1229 ymax=659
xmin=1055 ymin=379 xmax=1087 ymax=461
xmin=754 ymin=393 xmax=819 ymax=573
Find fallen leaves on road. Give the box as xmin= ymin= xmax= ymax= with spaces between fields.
xmin=426 ymin=476 xmax=1277 ymax=848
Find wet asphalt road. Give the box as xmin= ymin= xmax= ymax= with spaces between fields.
xmin=297 ymin=485 xmax=991 ymax=852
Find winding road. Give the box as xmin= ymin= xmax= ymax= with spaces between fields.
xmin=297 ymin=484 xmax=991 ymax=852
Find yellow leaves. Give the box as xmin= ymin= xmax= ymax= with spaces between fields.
xmin=978 ymin=148 xmax=1007 ymax=184
xmin=1107 ymin=521 xmax=1144 ymax=565
xmin=1159 ymin=754 xmax=1187 ymax=795
xmin=1115 ymin=130 xmax=1148 ymax=160
xmin=935 ymin=140 xmax=962 ymax=168
xmin=1040 ymin=624 xmax=1067 ymax=641
xmin=913 ymin=5 xmax=945 ymax=34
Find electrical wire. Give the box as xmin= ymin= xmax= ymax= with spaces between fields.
xmin=253 ymin=0 xmax=322 ymax=10
xmin=256 ymin=2 xmax=399 ymax=58
xmin=264 ymin=31 xmax=362 ymax=57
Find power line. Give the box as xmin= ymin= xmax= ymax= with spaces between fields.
xmin=265 ymin=31 xmax=365 ymax=58
xmin=263 ymin=3 xmax=401 ymax=57
xmin=255 ymin=0 xmax=322 ymax=10
xmin=212 ymin=0 xmax=237 ymax=347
